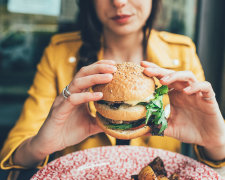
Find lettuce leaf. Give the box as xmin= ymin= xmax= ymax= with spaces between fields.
xmin=155 ymin=85 xmax=169 ymax=96
xmin=106 ymin=118 xmax=146 ymax=130
xmin=105 ymin=85 xmax=169 ymax=133
xmin=144 ymin=85 xmax=168 ymax=134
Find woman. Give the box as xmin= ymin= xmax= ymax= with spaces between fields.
xmin=1 ymin=0 xmax=225 ymax=170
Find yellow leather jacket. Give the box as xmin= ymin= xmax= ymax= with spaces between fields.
xmin=1 ymin=30 xmax=224 ymax=169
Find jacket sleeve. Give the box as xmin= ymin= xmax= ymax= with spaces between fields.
xmin=194 ymin=145 xmax=225 ymax=168
xmin=188 ymin=42 xmax=225 ymax=168
xmin=0 ymin=43 xmax=57 ymax=170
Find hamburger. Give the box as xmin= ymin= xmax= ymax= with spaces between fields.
xmin=93 ymin=62 xmax=169 ymax=139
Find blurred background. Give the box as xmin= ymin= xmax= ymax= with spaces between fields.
xmin=0 ymin=0 xmax=224 ymax=150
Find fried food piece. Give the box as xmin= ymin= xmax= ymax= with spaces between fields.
xmin=134 ymin=157 xmax=180 ymax=180
xmin=169 ymin=173 xmax=180 ymax=180
xmin=138 ymin=165 xmax=157 ymax=180
xmin=149 ymin=157 xmax=167 ymax=177
xmin=157 ymin=175 xmax=168 ymax=180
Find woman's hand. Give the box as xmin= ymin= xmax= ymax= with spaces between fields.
xmin=31 ymin=60 xmax=117 ymax=157
xmin=141 ymin=61 xmax=225 ymax=160
xmin=13 ymin=60 xmax=117 ymax=168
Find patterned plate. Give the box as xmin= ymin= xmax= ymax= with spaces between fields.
xmin=31 ymin=146 xmax=223 ymax=180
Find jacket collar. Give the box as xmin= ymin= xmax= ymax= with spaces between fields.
xmin=147 ymin=30 xmax=179 ymax=68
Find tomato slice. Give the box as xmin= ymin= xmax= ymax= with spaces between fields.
xmin=130 ymin=123 xmax=146 ymax=130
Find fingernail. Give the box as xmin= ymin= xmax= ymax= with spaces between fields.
xmin=95 ymin=92 xmax=103 ymax=97
xmin=145 ymin=67 xmax=152 ymax=71
xmin=184 ymin=86 xmax=191 ymax=91
xmin=107 ymin=74 xmax=113 ymax=78
xmin=144 ymin=68 xmax=154 ymax=75
xmin=112 ymin=66 xmax=117 ymax=71
xmin=161 ymin=76 xmax=169 ymax=82
xmin=110 ymin=60 xmax=116 ymax=64
xmin=104 ymin=74 xmax=113 ymax=80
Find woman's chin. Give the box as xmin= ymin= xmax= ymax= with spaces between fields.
xmin=104 ymin=25 xmax=143 ymax=36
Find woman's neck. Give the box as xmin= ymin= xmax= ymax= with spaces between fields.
xmin=102 ymin=30 xmax=144 ymax=64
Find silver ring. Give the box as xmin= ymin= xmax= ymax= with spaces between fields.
xmin=62 ymin=85 xmax=71 ymax=99
xmin=203 ymin=97 xmax=214 ymax=101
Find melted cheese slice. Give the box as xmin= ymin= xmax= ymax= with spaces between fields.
xmin=124 ymin=94 xmax=155 ymax=106
xmin=164 ymin=104 xmax=170 ymax=119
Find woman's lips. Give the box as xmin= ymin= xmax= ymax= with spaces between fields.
xmin=111 ymin=15 xmax=132 ymax=24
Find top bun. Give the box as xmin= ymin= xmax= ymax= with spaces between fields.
xmin=93 ymin=62 xmax=155 ymax=101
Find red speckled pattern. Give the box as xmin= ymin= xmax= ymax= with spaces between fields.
xmin=31 ymin=146 xmax=223 ymax=180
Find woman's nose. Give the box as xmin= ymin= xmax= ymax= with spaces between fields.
xmin=112 ymin=0 xmax=128 ymax=8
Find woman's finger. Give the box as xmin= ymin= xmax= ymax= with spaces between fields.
xmin=142 ymin=61 xmax=186 ymax=90
xmin=71 ymin=73 xmax=113 ymax=93
xmin=167 ymin=82 xmax=190 ymax=91
xmin=160 ymin=71 xmax=198 ymax=85
xmin=163 ymin=124 xmax=173 ymax=137
xmin=75 ymin=63 xmax=117 ymax=78
xmin=53 ymin=92 xmax=103 ymax=121
xmin=183 ymin=81 xmax=216 ymax=102
xmin=96 ymin=59 xmax=116 ymax=65
xmin=141 ymin=61 xmax=160 ymax=68
xmin=89 ymin=117 xmax=104 ymax=135
xmin=143 ymin=67 xmax=174 ymax=79
xmin=69 ymin=92 xmax=103 ymax=105
xmin=84 ymin=103 xmax=103 ymax=134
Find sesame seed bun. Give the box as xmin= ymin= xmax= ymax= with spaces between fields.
xmin=93 ymin=62 xmax=155 ymax=101
xmin=93 ymin=62 xmax=156 ymax=139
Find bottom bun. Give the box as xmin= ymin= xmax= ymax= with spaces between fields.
xmin=96 ymin=113 xmax=151 ymax=140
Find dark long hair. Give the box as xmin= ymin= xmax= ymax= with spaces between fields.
xmin=77 ymin=0 xmax=161 ymax=71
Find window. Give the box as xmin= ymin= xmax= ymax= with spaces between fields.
xmin=156 ymin=0 xmax=198 ymax=41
